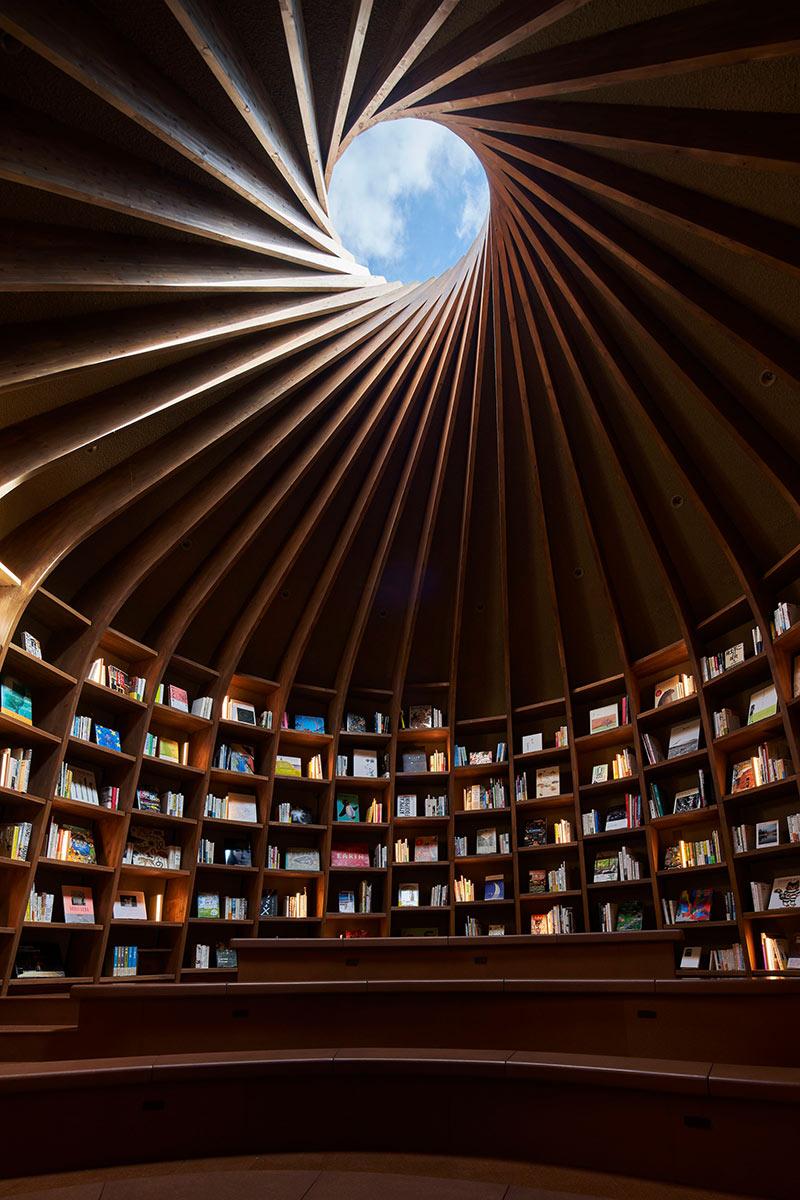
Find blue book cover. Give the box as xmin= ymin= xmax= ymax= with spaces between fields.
xmin=294 ymin=714 xmax=325 ymax=734
xmin=94 ymin=725 xmax=122 ymax=752
xmin=1 ymin=678 xmax=32 ymax=725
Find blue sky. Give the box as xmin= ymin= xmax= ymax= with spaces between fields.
xmin=329 ymin=119 xmax=489 ymax=284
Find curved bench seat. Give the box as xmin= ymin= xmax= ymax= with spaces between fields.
xmin=0 ymin=1046 xmax=797 ymax=1101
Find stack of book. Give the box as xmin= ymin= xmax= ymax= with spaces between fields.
xmin=0 ymin=747 xmax=31 ymax=791
xmin=454 ymin=875 xmax=475 ymax=902
xmin=730 ymin=741 xmax=791 ymax=790
xmin=26 ymin=889 xmax=55 ymax=922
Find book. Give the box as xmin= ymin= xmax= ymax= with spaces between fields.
xmin=654 ymin=673 xmax=694 ymax=707
xmin=402 ymin=751 xmax=427 ymax=773
xmin=113 ymin=890 xmax=147 ymax=920
xmin=589 ymin=703 xmax=619 ymax=734
xmin=396 ymin=794 xmax=416 ymax=817
xmin=275 ymin=755 xmax=302 ymax=777
xmin=397 ymin=883 xmax=419 ymax=908
xmin=535 ymin=766 xmax=559 ymax=798
xmin=675 ymin=888 xmax=712 ymax=922
xmin=224 ymin=840 xmax=252 ymax=867
xmin=63 ymin=824 xmax=96 ymax=865
xmin=197 ymin=893 xmax=220 ymax=919
xmin=521 ymin=818 xmax=546 ymax=847
xmin=0 ymin=678 xmax=32 ymax=724
xmin=284 ymin=847 xmax=320 ymax=871
xmin=748 ymin=684 xmax=778 ymax=726
xmin=667 ymin=719 xmax=701 ymax=759
xmin=62 ymin=885 xmax=94 ymax=924
xmin=331 ymin=844 xmax=369 ymax=868
xmin=769 ymin=875 xmax=800 ymax=910
xmin=475 ymin=827 xmax=498 ymax=855
xmin=593 ymin=855 xmax=619 ymax=884
xmin=94 ymin=725 xmax=122 ymax=752
xmin=345 ymin=713 xmax=367 ymax=733
xmin=21 ymin=632 xmax=42 ymax=658
xmin=225 ymin=698 xmax=256 ymax=724
xmin=484 ymin=875 xmax=504 ymax=901
xmin=336 ymin=795 xmax=360 ymax=822
xmin=352 ymin=749 xmax=378 ymax=778
xmin=158 ymin=737 xmax=181 ymax=762
xmin=226 ymin=794 xmax=257 ymax=823
xmin=294 ymin=714 xmax=325 ymax=733
xmin=338 ymin=889 xmax=356 ymax=913
xmin=414 ymin=835 xmax=438 ymax=862
xmin=409 ymin=705 xmax=433 ymax=729
xmin=680 ymin=946 xmax=703 ymax=969
xmin=615 ymin=900 xmax=643 ymax=931
xmin=521 ymin=733 xmax=542 ymax=753
xmin=167 ymin=685 xmax=189 ymax=712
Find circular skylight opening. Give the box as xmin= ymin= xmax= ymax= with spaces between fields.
xmin=330 ymin=118 xmax=489 ymax=284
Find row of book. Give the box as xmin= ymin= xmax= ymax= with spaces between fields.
xmin=0 ymin=820 xmax=32 ymax=861
xmin=144 ymin=732 xmax=189 ymax=764
xmin=339 ymin=882 xmax=372 ymax=913
xmin=193 ymin=943 xmax=238 ymax=968
xmin=197 ymin=894 xmax=248 ymax=919
xmin=531 ymin=905 xmax=574 ymax=934
xmin=203 ymin=792 xmax=256 ymax=821
xmin=750 ymin=876 xmax=800 ymax=912
xmin=661 ymin=888 xmax=735 ymax=924
xmin=111 ymin=945 xmax=138 ymax=977
xmin=454 ymin=743 xmax=507 ymax=767
xmin=648 ymin=773 xmax=707 ymax=818
xmin=641 ymin=718 xmax=701 ymax=765
xmin=731 ymin=814 xmax=800 ymax=853
xmin=770 ymin=601 xmax=798 ymax=640
xmin=582 ymin=794 xmax=641 ymax=835
xmin=699 ymin=631 xmax=762 ymax=682
xmin=0 ymin=746 xmax=31 ymax=792
xmin=529 ymin=863 xmax=569 ymax=893
xmin=343 ymin=711 xmax=389 ymax=734
xmin=664 ymin=832 xmax=722 ymax=869
xmin=593 ymin=847 xmax=641 ymax=883
xmin=137 ymin=788 xmax=184 ymax=817
xmin=400 ymin=705 xmax=444 ymax=730
xmin=730 ymin=741 xmax=791 ymax=791
xmin=87 ymin=659 xmax=145 ymax=701
xmin=463 ymin=780 xmax=507 ymax=811
xmin=45 ymin=821 xmax=95 ymax=864
xmin=598 ymin=900 xmax=643 ymax=932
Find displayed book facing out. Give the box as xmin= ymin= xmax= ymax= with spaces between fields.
xmin=1 ymin=678 xmax=33 ymax=725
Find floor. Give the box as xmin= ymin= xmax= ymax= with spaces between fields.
xmin=0 ymin=1155 xmax=763 ymax=1200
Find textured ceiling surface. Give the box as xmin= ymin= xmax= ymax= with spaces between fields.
xmin=0 ymin=0 xmax=799 ymax=710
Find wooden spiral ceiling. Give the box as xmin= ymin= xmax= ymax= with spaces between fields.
xmin=0 ymin=1 xmax=798 ymax=971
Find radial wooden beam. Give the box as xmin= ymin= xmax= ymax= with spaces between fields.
xmin=476 ymin=131 xmax=800 ymax=277
xmin=0 ymin=286 xmax=415 ymax=489
xmin=278 ymin=0 xmax=329 ymax=214
xmin=443 ymin=102 xmax=800 ymax=171
xmin=489 ymin=167 xmax=800 ymax=517
xmin=165 ymin=0 xmax=335 ymax=236
xmin=0 ymin=0 xmax=342 ymax=255
xmin=324 ymin=0 xmax=374 ymax=184
xmin=0 ymin=104 xmax=365 ymax=273
xmin=0 ymin=225 xmax=384 ymax=291
xmin=339 ymin=0 xmax=459 ymax=155
xmin=139 ymin=270 xmax=462 ymax=675
xmin=481 ymin=142 xmax=800 ymax=385
xmin=411 ymin=0 xmax=800 ymax=112
xmin=378 ymin=0 xmax=593 ymax=117
xmin=0 ymin=283 xmax=400 ymax=391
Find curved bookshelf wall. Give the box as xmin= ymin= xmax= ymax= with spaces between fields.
xmin=0 ymin=1 xmax=798 ymax=989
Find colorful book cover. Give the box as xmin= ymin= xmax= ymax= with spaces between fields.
xmin=336 ymin=796 xmax=360 ymax=822
xmin=197 ymin=893 xmax=221 ymax=919
xmin=616 ymin=900 xmax=643 ymax=931
xmin=65 ymin=825 xmax=96 ymax=865
xmin=676 ymin=888 xmax=712 ymax=922
xmin=158 ymin=737 xmax=180 ymax=762
xmin=275 ymin=755 xmax=302 ymax=777
xmin=228 ymin=744 xmax=255 ymax=774
xmin=294 ymin=714 xmax=326 ymax=733
xmin=94 ymin=725 xmax=122 ymax=752
xmin=1 ymin=678 xmax=32 ymax=725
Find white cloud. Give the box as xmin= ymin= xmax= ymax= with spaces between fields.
xmin=330 ymin=118 xmax=488 ymax=272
